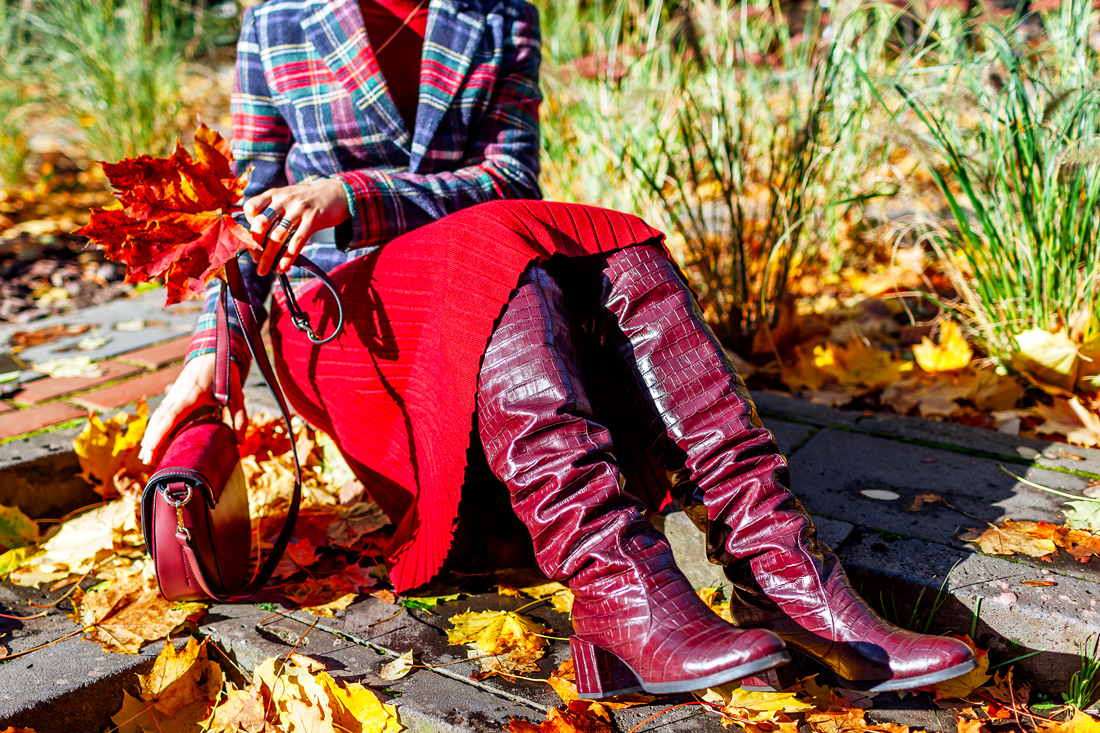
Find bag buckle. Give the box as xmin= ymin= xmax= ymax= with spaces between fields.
xmin=163 ymin=483 xmax=193 ymax=541
xmin=291 ymin=313 xmax=323 ymax=342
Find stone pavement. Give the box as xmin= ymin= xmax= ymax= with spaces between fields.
xmin=2 ymin=290 xmax=1100 ymax=731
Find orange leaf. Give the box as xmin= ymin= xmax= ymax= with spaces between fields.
xmin=957 ymin=719 xmax=986 ymax=733
xmin=1035 ymin=710 xmax=1100 ymax=733
xmin=505 ymin=708 xmax=615 ymax=733
xmin=77 ymin=124 xmax=251 ymax=305
xmin=933 ymin=635 xmax=990 ymax=701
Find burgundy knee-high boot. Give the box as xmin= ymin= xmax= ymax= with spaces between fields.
xmin=596 ymin=245 xmax=976 ymax=692
xmin=476 ymin=264 xmax=788 ymax=699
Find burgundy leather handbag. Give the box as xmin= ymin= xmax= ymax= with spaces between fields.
xmin=141 ymin=252 xmax=344 ymax=602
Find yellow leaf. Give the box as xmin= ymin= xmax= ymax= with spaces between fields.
xmin=781 ymin=345 xmax=827 ymax=393
xmin=0 ymin=547 xmax=32 ymax=578
xmin=913 ymin=321 xmax=973 ymax=373
xmin=9 ymin=498 xmax=144 ymax=587
xmin=1014 ymin=328 xmax=1081 ymax=392
xmin=446 ymin=610 xmax=548 ymax=656
xmin=304 ymin=592 xmax=358 ymax=617
xmin=138 ymin=637 xmax=209 ymax=714
xmin=320 ymin=672 xmax=404 ymax=733
xmin=1033 ymin=398 xmax=1100 ymax=447
xmin=1036 ymin=711 xmax=1100 ymax=733
xmin=495 ymin=577 xmax=575 ymax=615
xmin=708 ymin=684 xmax=815 ymax=722
xmin=961 ymin=520 xmax=1058 ymax=558
xmin=0 ymin=504 xmax=38 ymax=551
xmin=933 ymin=635 xmax=990 ymax=700
xmin=73 ymin=399 xmax=150 ymax=499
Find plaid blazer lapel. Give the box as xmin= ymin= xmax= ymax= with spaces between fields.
xmin=410 ymin=0 xmax=485 ymax=169
xmin=300 ymin=0 xmax=412 ymax=150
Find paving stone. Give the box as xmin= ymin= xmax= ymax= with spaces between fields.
xmin=856 ymin=411 xmax=1100 ymax=478
xmin=9 ymin=360 xmax=142 ymax=406
xmin=0 ymin=402 xmax=84 ymax=441
xmin=788 ymin=428 xmax=1100 ymax=580
xmin=839 ymin=533 xmax=1100 ymax=693
xmin=0 ymin=584 xmax=168 ymax=733
xmin=766 ymin=418 xmax=817 ymax=456
xmin=0 ymin=401 xmax=11 ymax=414
xmin=118 ymin=335 xmax=191 ymax=369
xmin=72 ymin=363 xmax=184 ymax=411
xmin=0 ymin=291 xmax=201 ymax=365
xmin=750 ymin=389 xmax=863 ymax=427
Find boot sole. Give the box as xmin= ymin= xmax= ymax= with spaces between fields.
xmin=576 ymin=650 xmax=790 ymax=699
xmin=842 ymin=658 xmax=980 ymax=692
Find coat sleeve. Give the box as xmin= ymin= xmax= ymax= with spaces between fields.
xmin=333 ymin=1 xmax=542 ymax=249
xmin=185 ymin=8 xmax=287 ymax=375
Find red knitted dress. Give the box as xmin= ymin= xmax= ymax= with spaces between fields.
xmin=268 ymin=200 xmax=673 ymax=591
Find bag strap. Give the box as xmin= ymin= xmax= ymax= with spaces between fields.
xmin=178 ymin=250 xmax=344 ymax=602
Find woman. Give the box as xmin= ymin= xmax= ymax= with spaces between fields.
xmin=140 ymin=0 xmax=975 ymax=698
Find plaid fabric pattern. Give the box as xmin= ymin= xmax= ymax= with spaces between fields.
xmin=187 ymin=0 xmax=542 ymax=371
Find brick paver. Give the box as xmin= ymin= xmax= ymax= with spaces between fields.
xmin=72 ymin=363 xmax=184 ymax=411
xmin=119 ymin=335 xmax=191 ymax=370
xmin=10 ymin=360 xmax=143 ymax=406
xmin=0 ymin=402 xmax=85 ymax=441
xmin=0 ymin=401 xmax=12 ymax=414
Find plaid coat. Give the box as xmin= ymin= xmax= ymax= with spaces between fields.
xmin=187 ymin=0 xmax=542 ymax=369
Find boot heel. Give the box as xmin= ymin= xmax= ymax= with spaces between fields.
xmin=571 ymin=636 xmax=645 ymax=699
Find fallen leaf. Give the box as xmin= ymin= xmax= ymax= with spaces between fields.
xmin=914 ymin=321 xmax=973 ymax=372
xmin=881 ymin=372 xmax=976 ymax=418
xmin=908 ymin=493 xmax=943 ymax=512
xmin=76 ymin=123 xmax=252 ymax=305
xmin=446 ymin=610 xmax=548 ymax=656
xmin=933 ymin=635 xmax=990 ymax=700
xmin=68 ymin=567 xmax=206 ymax=653
xmin=1027 ymin=521 xmax=1100 ymax=563
xmin=0 ymin=505 xmax=38 ymax=552
xmin=303 ymin=592 xmax=357 ymax=617
xmin=956 ymin=720 xmax=985 ymax=733
xmin=33 ymin=356 xmax=102 ymax=379
xmin=1035 ymin=711 xmax=1100 ymax=733
xmin=9 ymin=323 xmax=90 ymax=352
xmin=547 ymin=658 xmax=654 ymax=715
xmin=138 ymin=637 xmax=214 ymax=714
xmin=0 ymin=547 xmax=31 ymax=578
xmin=1033 ymin=398 xmax=1100 ymax=447
xmin=505 ymin=708 xmax=615 ymax=733
xmin=960 ymin=520 xmax=1058 ymax=558
xmin=73 ymin=399 xmax=150 ymax=499
xmin=496 ymin=579 xmax=575 ymax=615
xmin=400 ymin=593 xmax=463 ymax=612
xmin=380 ymin=651 xmax=415 ymax=681
xmin=715 ymin=684 xmax=816 ymax=721
xmin=1014 ymin=328 xmax=1082 ymax=393
xmin=209 ymin=683 xmax=269 ymax=732
xmin=273 ymin=537 xmax=320 ymax=579
xmin=1022 ymin=580 xmax=1056 ymax=587
xmin=980 ymin=668 xmax=1030 ymax=712
xmin=9 ymin=497 xmax=145 ymax=587
xmin=1065 ymin=501 xmax=1100 ymax=534
xmin=471 ymin=645 xmax=546 ymax=680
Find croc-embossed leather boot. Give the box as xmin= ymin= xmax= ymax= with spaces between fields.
xmin=596 ymin=245 xmax=976 ymax=692
xmin=476 ymin=265 xmax=789 ymax=700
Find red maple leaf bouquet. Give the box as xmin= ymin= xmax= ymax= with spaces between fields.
xmin=77 ymin=123 xmax=254 ymax=305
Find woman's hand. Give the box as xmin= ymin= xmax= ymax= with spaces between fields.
xmin=139 ymin=353 xmax=247 ymax=466
xmin=244 ymin=178 xmax=351 ymax=276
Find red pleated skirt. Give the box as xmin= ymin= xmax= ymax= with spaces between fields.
xmin=268 ymin=200 xmax=670 ymax=592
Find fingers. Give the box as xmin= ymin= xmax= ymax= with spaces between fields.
xmin=243 ymin=191 xmax=272 ymax=221
xmin=278 ymin=210 xmax=316 ymax=274
xmin=139 ymin=380 xmax=206 ymax=465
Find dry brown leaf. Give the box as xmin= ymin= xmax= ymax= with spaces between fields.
xmin=9 ymin=323 xmax=90 ymax=352
xmin=1022 ymin=580 xmax=1056 ymax=587
xmin=68 ymin=567 xmax=206 ymax=653
xmin=303 ymin=592 xmax=357 ymax=618
xmin=908 ymin=493 xmax=943 ymax=512
xmin=209 ymin=683 xmax=269 ymax=732
xmin=881 ymin=372 xmax=974 ymax=418
xmin=548 ymin=658 xmax=654 ymax=714
xmin=960 ymin=520 xmax=1058 ymax=558
xmin=1034 ymin=397 xmax=1100 ymax=447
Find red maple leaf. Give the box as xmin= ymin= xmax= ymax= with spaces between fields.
xmin=77 ymin=123 xmax=252 ymax=305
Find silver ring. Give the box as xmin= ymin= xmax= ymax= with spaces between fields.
xmin=275 ymin=217 xmax=293 ymax=230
